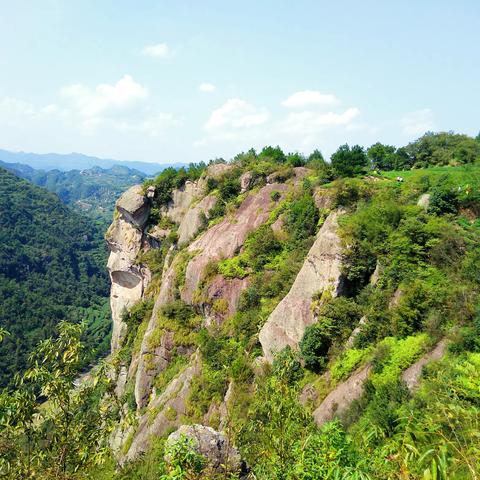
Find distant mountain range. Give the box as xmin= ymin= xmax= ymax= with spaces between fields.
xmin=0 ymin=148 xmax=186 ymax=175
xmin=0 ymin=159 xmax=152 ymax=224
xmin=0 ymin=149 xmax=188 ymax=224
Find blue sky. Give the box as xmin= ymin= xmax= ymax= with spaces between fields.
xmin=0 ymin=0 xmax=479 ymax=164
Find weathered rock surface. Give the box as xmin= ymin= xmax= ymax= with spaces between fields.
xmin=125 ymin=354 xmax=201 ymax=462
xmin=106 ymin=185 xmax=151 ymax=352
xmin=314 ymin=187 xmax=335 ymax=210
xmin=164 ymin=180 xmax=206 ymax=225
xmin=165 ymin=424 xmax=243 ymax=476
xmin=206 ymin=163 xmax=234 ymax=179
xmin=204 ymin=275 xmax=250 ymax=325
xmin=313 ymin=364 xmax=371 ymax=427
xmin=401 ymin=339 xmax=447 ymax=391
xmin=116 ymin=185 xmax=150 ymax=227
xmin=134 ymin=249 xmax=185 ymax=408
xmin=135 ymin=330 xmax=175 ymax=409
xmin=182 ymin=183 xmax=289 ymax=304
xmin=240 ymin=171 xmax=253 ymax=192
xmin=259 ymin=210 xmax=345 ymax=362
xmin=389 ymin=288 xmax=404 ymax=309
xmin=345 ymin=316 xmax=368 ymax=349
xmin=177 ymin=194 xmax=217 ymax=246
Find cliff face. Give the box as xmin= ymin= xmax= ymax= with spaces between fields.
xmin=106 ymin=165 xmax=349 ymax=462
xmin=259 ymin=210 xmax=345 ymax=362
xmin=106 ymin=185 xmax=152 ymax=352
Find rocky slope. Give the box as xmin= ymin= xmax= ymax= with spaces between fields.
xmin=259 ymin=209 xmax=345 ymax=361
xmin=104 ymin=161 xmax=461 ymax=469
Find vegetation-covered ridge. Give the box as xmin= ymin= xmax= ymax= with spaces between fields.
xmin=0 ymin=167 xmax=111 ymax=388
xmin=1 ymin=130 xmax=480 ymax=479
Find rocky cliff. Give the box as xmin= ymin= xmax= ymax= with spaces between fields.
xmin=105 ymin=163 xmax=337 ymax=461
xmin=105 ymin=160 xmax=456 ymax=468
xmin=106 ymin=185 xmax=152 ymax=352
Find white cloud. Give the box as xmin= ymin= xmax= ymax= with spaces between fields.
xmin=199 ymin=82 xmax=216 ymax=93
xmin=60 ymin=75 xmax=148 ymax=118
xmin=281 ymin=90 xmax=339 ymax=108
xmin=141 ymin=43 xmax=171 ymax=58
xmin=205 ymin=98 xmax=269 ymax=133
xmin=113 ymin=113 xmax=182 ymax=136
xmin=401 ymin=109 xmax=435 ymax=136
xmin=280 ymin=107 xmax=360 ymax=135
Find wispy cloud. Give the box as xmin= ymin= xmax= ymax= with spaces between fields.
xmin=205 ymin=98 xmax=269 ymax=133
xmin=199 ymin=82 xmax=216 ymax=93
xmin=281 ymin=90 xmax=339 ymax=108
xmin=280 ymin=108 xmax=360 ymax=135
xmin=140 ymin=43 xmax=172 ymax=58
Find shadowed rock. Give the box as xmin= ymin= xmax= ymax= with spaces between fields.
xmin=313 ymin=364 xmax=371 ymax=427
xmin=165 ymin=424 xmax=243 ymax=476
xmin=401 ymin=339 xmax=447 ymax=391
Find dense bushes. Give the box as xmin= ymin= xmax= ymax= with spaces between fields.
xmin=300 ymin=297 xmax=362 ymax=371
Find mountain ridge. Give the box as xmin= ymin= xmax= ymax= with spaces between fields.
xmin=0 ymin=148 xmax=187 ymax=175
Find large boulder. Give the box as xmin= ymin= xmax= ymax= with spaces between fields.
xmin=116 ymin=184 xmax=150 ymax=227
xmin=259 ymin=210 xmax=345 ymax=361
xmin=165 ymin=424 xmax=243 ymax=476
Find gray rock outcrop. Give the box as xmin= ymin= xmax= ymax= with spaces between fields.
xmin=165 ymin=424 xmax=243 ymax=476
xmin=313 ymin=364 xmax=371 ymax=427
xmin=401 ymin=339 xmax=447 ymax=391
xmin=177 ymin=194 xmax=217 ymax=246
xmin=259 ymin=210 xmax=345 ymax=362
xmin=125 ymin=354 xmax=201 ymax=461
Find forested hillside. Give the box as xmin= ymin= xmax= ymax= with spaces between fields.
xmin=0 ymin=168 xmax=111 ymax=387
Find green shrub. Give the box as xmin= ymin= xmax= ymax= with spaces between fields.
xmin=217 ymin=256 xmax=249 ymax=279
xmin=270 ymin=190 xmax=281 ymax=201
xmin=370 ymin=334 xmax=429 ymax=388
xmin=299 ymin=323 xmax=331 ymax=372
xmin=285 ymin=194 xmax=319 ymax=243
xmin=162 ymin=435 xmax=206 ymax=479
xmin=331 ymin=348 xmax=371 ymax=382
xmin=331 ymin=144 xmax=368 ymax=178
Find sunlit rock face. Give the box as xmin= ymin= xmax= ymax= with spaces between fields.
xmin=259 ymin=210 xmax=345 ymax=362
